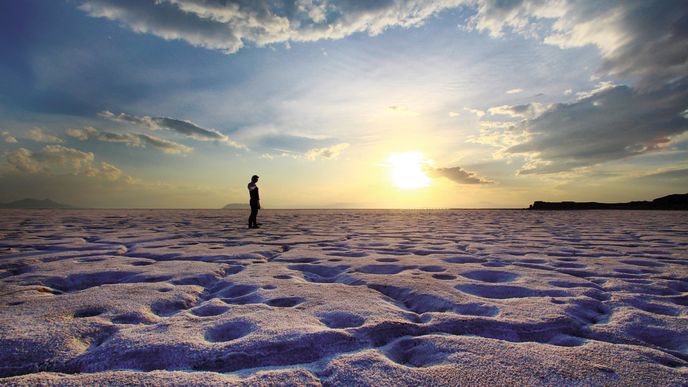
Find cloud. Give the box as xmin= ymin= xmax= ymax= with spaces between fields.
xmin=137 ymin=133 xmax=193 ymax=154
xmin=479 ymin=120 xmax=515 ymax=129
xmin=304 ymin=143 xmax=349 ymax=160
xmin=574 ymin=81 xmax=617 ymax=100
xmin=67 ymin=126 xmax=192 ymax=154
xmin=7 ymin=145 xmax=94 ymax=174
xmin=1 ymin=131 xmax=18 ymax=144
xmin=66 ymin=127 xmax=98 ymax=140
xmin=465 ymin=107 xmax=485 ymax=118
xmin=464 ymin=2 xmax=688 ymax=175
xmin=505 ymin=80 xmax=688 ymax=174
xmin=4 ymin=145 xmax=137 ymax=185
xmin=79 ymin=0 xmax=464 ymax=54
xmin=429 ymin=166 xmax=492 ymax=184
xmin=506 ymin=88 xmax=523 ymax=94
xmin=488 ymin=103 xmax=551 ymax=119
xmin=78 ymin=1 xmax=686 ymax=87
xmin=85 ymin=162 xmax=125 ymax=181
xmin=99 ymin=111 xmax=243 ymax=148
xmin=468 ymin=1 xmax=688 ymax=86
xmin=448 ymin=111 xmax=461 ymax=117
xmin=28 ymin=128 xmax=64 ymax=143
xmin=6 ymin=148 xmax=44 ymax=173
xmin=232 ymin=125 xmax=337 ymax=154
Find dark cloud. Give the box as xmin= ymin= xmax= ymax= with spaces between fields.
xmin=505 ymin=80 xmax=688 ymax=174
xmin=429 ymin=166 xmax=492 ymax=184
xmin=470 ymin=1 xmax=688 ymax=86
xmin=99 ymin=111 xmax=242 ymax=148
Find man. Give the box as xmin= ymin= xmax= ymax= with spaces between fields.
xmin=247 ymin=175 xmax=260 ymax=228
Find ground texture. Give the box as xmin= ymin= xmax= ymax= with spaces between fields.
xmin=1 ymin=209 xmax=687 ymax=385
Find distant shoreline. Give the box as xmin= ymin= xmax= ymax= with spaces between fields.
xmin=528 ymin=193 xmax=687 ymax=211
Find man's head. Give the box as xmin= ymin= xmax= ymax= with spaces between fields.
xmin=251 ymin=175 xmax=259 ymax=183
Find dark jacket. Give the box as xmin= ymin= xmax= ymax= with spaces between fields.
xmin=248 ymin=182 xmax=260 ymax=208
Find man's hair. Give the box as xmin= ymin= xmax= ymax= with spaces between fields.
xmin=251 ymin=175 xmax=259 ymax=180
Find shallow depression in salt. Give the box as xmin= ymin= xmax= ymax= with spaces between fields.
xmin=1 ymin=209 xmax=687 ymax=385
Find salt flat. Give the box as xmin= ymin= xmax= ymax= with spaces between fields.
xmin=0 ymin=209 xmax=687 ymax=385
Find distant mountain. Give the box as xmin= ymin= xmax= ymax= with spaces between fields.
xmin=223 ymin=203 xmax=248 ymax=209
xmin=529 ymin=193 xmax=688 ymax=210
xmin=0 ymin=198 xmax=74 ymax=209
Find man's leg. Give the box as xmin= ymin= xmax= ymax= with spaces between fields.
xmin=248 ymin=208 xmax=257 ymax=228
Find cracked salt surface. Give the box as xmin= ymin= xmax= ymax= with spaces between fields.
xmin=0 ymin=209 xmax=687 ymax=385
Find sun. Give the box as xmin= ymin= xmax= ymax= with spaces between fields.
xmin=386 ymin=152 xmax=432 ymax=190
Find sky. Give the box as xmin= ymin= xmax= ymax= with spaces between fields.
xmin=0 ymin=0 xmax=686 ymax=209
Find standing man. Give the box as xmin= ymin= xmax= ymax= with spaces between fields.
xmin=248 ymin=175 xmax=260 ymax=229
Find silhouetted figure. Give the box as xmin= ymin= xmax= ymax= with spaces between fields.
xmin=248 ymin=175 xmax=260 ymax=228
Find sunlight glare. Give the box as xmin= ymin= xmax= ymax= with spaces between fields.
xmin=386 ymin=152 xmax=432 ymax=190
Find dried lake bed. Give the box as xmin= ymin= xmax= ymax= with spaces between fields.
xmin=1 ymin=209 xmax=687 ymax=385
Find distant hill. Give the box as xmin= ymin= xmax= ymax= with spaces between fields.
xmin=223 ymin=203 xmax=248 ymax=209
xmin=0 ymin=198 xmax=74 ymax=209
xmin=529 ymin=193 xmax=688 ymax=210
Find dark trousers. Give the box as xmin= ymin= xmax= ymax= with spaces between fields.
xmin=248 ymin=205 xmax=259 ymax=228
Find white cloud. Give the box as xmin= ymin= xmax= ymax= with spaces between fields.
xmin=66 ymin=127 xmax=98 ymax=140
xmin=465 ymin=107 xmax=485 ymax=118
xmin=448 ymin=111 xmax=461 ymax=117
xmin=28 ymin=128 xmax=64 ymax=143
xmin=488 ymin=103 xmax=551 ymax=119
xmin=506 ymin=88 xmax=523 ymax=94
xmin=6 ymin=148 xmax=44 ymax=173
xmin=88 ymin=162 xmax=125 ymax=181
xmin=575 ymin=81 xmax=617 ymax=100
xmin=1 ymin=131 xmax=18 ymax=144
xmin=5 ymin=145 xmax=136 ymax=185
xmin=80 ymin=0 xmax=465 ymax=54
xmin=7 ymin=145 xmax=94 ymax=174
xmin=78 ymin=1 xmax=687 ymax=88
xmin=304 ymin=143 xmax=350 ymax=160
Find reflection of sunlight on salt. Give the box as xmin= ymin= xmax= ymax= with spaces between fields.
xmin=386 ymin=152 xmax=432 ymax=190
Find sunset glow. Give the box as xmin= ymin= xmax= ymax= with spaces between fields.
xmin=0 ymin=1 xmax=685 ymax=208
xmin=387 ymin=152 xmax=432 ymax=190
